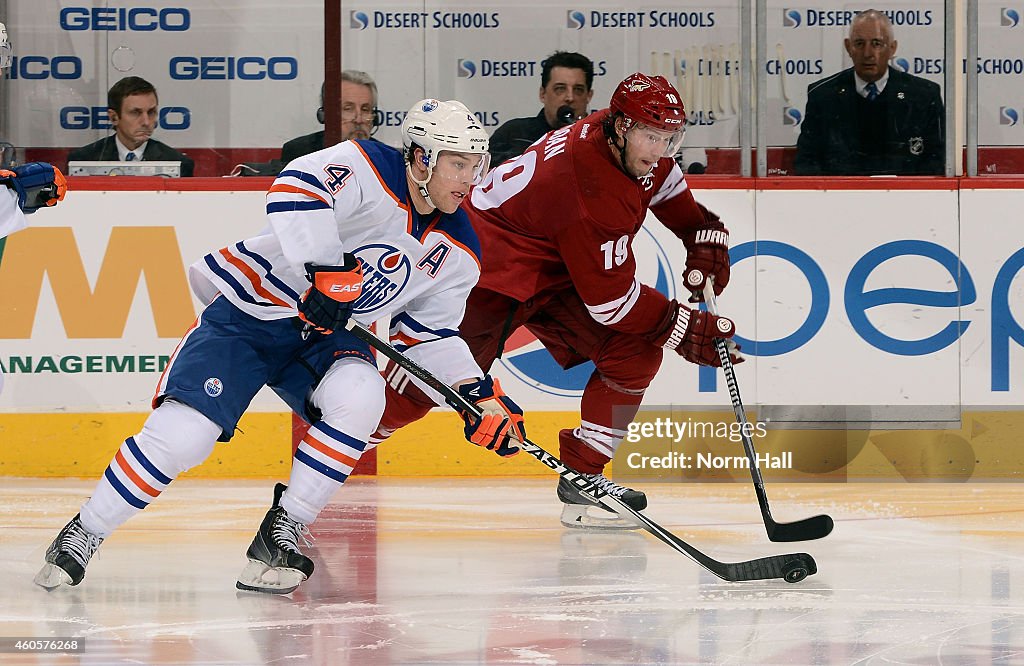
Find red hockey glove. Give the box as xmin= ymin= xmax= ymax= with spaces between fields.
xmin=656 ymin=302 xmax=743 ymax=367
xmin=683 ymin=224 xmax=730 ymax=303
xmin=456 ymin=376 xmax=524 ymax=457
xmin=297 ymin=255 xmax=362 ymax=335
xmin=0 ymin=163 xmax=67 ymax=214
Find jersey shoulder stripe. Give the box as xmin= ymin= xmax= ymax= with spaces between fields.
xmin=266 ymin=199 xmax=331 ymax=214
xmin=352 ymin=140 xmax=408 ymax=205
xmin=276 ymin=169 xmax=331 ymax=194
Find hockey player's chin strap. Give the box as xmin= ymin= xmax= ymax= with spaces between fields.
xmin=609 ymin=116 xmax=638 ymax=181
xmin=407 ymin=164 xmax=437 ymax=210
xmin=611 ymin=133 xmax=629 ymax=176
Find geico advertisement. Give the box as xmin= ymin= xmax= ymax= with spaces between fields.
xmin=1 ymin=188 xmax=1021 ymax=413
xmin=6 ymin=1 xmax=1024 ymax=151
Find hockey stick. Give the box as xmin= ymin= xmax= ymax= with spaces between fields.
xmin=702 ymin=281 xmax=834 ymax=542
xmin=344 ymin=318 xmax=816 ymax=583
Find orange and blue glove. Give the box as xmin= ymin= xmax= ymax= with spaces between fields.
xmin=297 ymin=255 xmax=363 ymax=335
xmin=456 ymin=376 xmax=525 ymax=457
xmin=0 ymin=162 xmax=67 ymax=214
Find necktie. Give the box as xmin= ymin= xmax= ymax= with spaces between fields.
xmin=125 ymin=152 xmax=136 ymax=161
xmin=865 ymin=82 xmax=879 ymax=101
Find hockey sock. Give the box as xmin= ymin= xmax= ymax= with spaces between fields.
xmin=559 ymin=372 xmax=647 ymax=473
xmin=79 ymin=401 xmax=220 ymax=538
xmin=283 ymin=420 xmax=369 ymax=525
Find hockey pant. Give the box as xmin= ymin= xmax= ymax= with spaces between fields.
xmin=373 ymin=287 xmax=663 ymax=474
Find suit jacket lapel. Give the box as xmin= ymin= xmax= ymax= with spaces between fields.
xmin=837 ymin=69 xmax=857 ymax=132
xmin=102 ymin=136 xmax=118 ymax=161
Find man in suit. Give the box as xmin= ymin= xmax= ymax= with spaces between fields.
xmin=68 ymin=76 xmax=194 ymax=177
xmin=280 ymin=70 xmax=378 ymax=165
xmin=487 ymin=51 xmax=595 ymax=167
xmin=794 ymin=9 xmax=944 ymax=176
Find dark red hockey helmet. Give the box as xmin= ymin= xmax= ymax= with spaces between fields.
xmin=609 ymin=72 xmax=687 ymax=132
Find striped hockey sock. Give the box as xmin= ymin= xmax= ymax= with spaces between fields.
xmin=282 ymin=420 xmax=368 ymax=524
xmin=80 ymin=436 xmax=173 ymax=538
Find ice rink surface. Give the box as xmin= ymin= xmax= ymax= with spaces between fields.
xmin=2 ymin=477 xmax=1022 ymax=665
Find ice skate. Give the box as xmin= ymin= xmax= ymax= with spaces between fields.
xmin=236 ymin=483 xmax=314 ymax=595
xmin=34 ymin=514 xmax=104 ymax=589
xmin=558 ymin=472 xmax=646 ymax=530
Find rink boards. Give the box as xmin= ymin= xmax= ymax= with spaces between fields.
xmin=0 ymin=177 xmax=1021 ymax=480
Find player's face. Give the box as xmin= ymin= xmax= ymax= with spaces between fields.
xmin=427 ymin=151 xmax=488 ymax=214
xmin=340 ymin=81 xmax=375 ymax=141
xmin=844 ymin=18 xmax=897 ymax=83
xmin=540 ymin=66 xmax=593 ymax=127
xmin=110 ymin=93 xmax=158 ymax=150
xmin=620 ymin=122 xmax=685 ymax=178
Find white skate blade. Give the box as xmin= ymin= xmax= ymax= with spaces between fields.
xmin=34 ymin=563 xmax=73 ymax=590
xmin=560 ymin=504 xmax=642 ymax=530
xmin=235 ymin=560 xmax=307 ymax=595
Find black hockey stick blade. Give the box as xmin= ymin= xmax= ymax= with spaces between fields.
xmin=703 ymin=281 xmax=834 ymax=543
xmin=344 ymin=319 xmax=818 ymax=583
xmin=766 ymin=513 xmax=835 ymax=543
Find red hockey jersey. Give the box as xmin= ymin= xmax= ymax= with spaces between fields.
xmin=467 ymin=109 xmax=718 ymax=340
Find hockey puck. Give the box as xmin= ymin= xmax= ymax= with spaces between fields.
xmin=782 ymin=561 xmax=809 ymax=584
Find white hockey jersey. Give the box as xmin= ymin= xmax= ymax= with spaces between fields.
xmin=189 ymin=140 xmax=484 ymax=387
xmin=0 ymin=186 xmax=28 ymax=240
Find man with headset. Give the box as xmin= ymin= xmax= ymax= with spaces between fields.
xmin=281 ymin=70 xmax=380 ymax=164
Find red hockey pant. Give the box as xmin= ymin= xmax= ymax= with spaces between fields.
xmin=376 ymin=287 xmax=663 ymax=473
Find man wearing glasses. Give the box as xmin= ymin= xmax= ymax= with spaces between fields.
xmin=281 ymin=70 xmax=380 ymax=165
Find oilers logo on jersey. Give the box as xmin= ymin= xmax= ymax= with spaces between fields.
xmin=350 ymin=243 xmax=412 ymax=314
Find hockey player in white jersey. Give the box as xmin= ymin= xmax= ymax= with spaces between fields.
xmin=35 ymin=98 xmax=527 ymax=595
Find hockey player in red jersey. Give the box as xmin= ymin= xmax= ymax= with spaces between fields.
xmin=374 ymin=72 xmax=742 ymax=528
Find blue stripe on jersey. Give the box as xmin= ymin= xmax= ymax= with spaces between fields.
xmin=430 ymin=207 xmax=482 ymax=267
xmin=204 ymin=255 xmax=274 ymax=307
xmin=267 ymin=200 xmax=331 ymax=214
xmin=391 ymin=312 xmax=458 ymax=339
xmin=410 ymin=209 xmax=440 ymax=242
xmin=313 ymin=421 xmax=367 ymax=452
xmin=277 ymin=170 xmax=330 ymax=194
xmin=104 ymin=467 xmax=149 ymax=510
xmin=235 ymin=242 xmax=301 ymax=301
xmin=294 ymin=448 xmax=349 ymax=483
xmin=124 ymin=436 xmax=173 ymax=484
xmin=353 ymin=140 xmax=409 ymax=203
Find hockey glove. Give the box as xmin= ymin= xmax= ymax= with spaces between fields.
xmin=297 ymin=255 xmax=363 ymax=335
xmin=0 ymin=162 xmax=67 ymax=214
xmin=456 ymin=376 xmax=525 ymax=457
xmin=682 ymin=222 xmax=730 ymax=303
xmin=657 ymin=302 xmax=743 ymax=367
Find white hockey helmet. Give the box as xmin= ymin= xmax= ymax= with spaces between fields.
xmin=0 ymin=23 xmax=12 ymax=73
xmin=401 ymin=99 xmax=490 ymax=203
